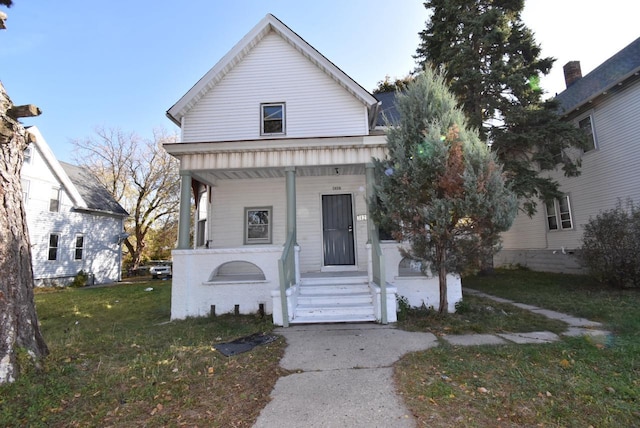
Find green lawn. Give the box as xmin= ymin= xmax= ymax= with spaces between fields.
xmin=2 ymin=271 xmax=638 ymax=427
xmin=0 ymin=281 xmax=286 ymax=427
xmin=395 ymin=269 xmax=640 ymax=427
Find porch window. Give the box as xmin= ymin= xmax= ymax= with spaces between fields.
xmin=577 ymin=114 xmax=597 ymax=152
xmin=244 ymin=207 xmax=272 ymax=244
xmin=48 ymin=233 xmax=59 ymax=261
xmin=74 ymin=234 xmax=84 ymax=260
xmin=545 ymin=195 xmax=573 ymax=231
xmin=261 ymin=103 xmax=285 ymax=135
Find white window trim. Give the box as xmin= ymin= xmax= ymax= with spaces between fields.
xmin=24 ymin=145 xmax=33 ymax=164
xmin=576 ymin=112 xmax=597 ymax=152
xmin=49 ymin=187 xmax=61 ymax=212
xmin=244 ymin=206 xmax=272 ymax=245
xmin=545 ymin=195 xmax=574 ymax=231
xmin=48 ymin=233 xmax=60 ymax=261
xmin=260 ymin=103 xmax=286 ymax=136
xmin=74 ymin=234 xmax=84 ymax=261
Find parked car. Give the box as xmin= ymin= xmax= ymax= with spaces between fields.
xmin=149 ymin=260 xmax=172 ymax=279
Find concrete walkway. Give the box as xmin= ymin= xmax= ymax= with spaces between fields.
xmin=253 ymin=289 xmax=610 ymax=427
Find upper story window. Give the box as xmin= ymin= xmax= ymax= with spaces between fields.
xmin=261 ymin=103 xmax=285 ymax=135
xmin=545 ymin=195 xmax=573 ymax=231
xmin=577 ymin=114 xmax=597 ymax=152
xmin=49 ymin=187 xmax=61 ymax=212
xmin=24 ymin=145 xmax=33 ymax=164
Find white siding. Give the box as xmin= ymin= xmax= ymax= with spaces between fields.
xmin=499 ymin=80 xmax=640 ymax=257
xmin=183 ymin=32 xmax=369 ymax=142
xmin=547 ymin=81 xmax=640 ymax=249
xmin=22 ymin=145 xmax=124 ymax=285
xmin=500 ymin=208 xmax=547 ymax=250
xmin=207 ymin=173 xmax=368 ymax=273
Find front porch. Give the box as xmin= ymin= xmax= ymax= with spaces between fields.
xmin=166 ymin=137 xmax=462 ymax=325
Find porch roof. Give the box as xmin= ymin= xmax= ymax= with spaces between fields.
xmin=164 ymin=134 xmax=387 ymax=183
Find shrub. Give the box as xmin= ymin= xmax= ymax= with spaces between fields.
xmin=70 ymin=270 xmax=89 ymax=288
xmin=580 ymin=200 xmax=640 ymax=288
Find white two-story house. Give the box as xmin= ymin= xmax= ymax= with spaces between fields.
xmin=495 ymin=37 xmax=640 ymax=273
xmin=22 ymin=127 xmax=128 ymax=286
xmin=165 ymin=14 xmax=461 ymax=326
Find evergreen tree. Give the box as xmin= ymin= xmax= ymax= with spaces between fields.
xmin=371 ymin=70 xmax=517 ymax=314
xmin=416 ymin=0 xmax=587 ymax=214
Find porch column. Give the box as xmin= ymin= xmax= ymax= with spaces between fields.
xmin=285 ymin=167 xmax=297 ymax=243
xmin=177 ymin=171 xmax=192 ymax=250
xmin=366 ymin=163 xmax=388 ymax=324
xmin=365 ymin=163 xmax=378 ymax=244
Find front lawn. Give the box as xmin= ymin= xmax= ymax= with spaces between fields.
xmin=395 ymin=269 xmax=640 ymax=427
xmin=0 ymin=281 xmax=286 ymax=427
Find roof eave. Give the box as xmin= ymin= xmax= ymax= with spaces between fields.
xmin=559 ymin=67 xmax=640 ymax=116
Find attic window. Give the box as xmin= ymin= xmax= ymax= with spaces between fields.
xmin=261 ymin=103 xmax=285 ymax=135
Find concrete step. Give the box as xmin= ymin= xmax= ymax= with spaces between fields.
xmin=297 ymin=292 xmax=373 ymax=306
xmin=300 ymin=276 xmax=368 ymax=286
xmin=299 ymin=283 xmax=371 ymax=295
xmin=290 ymin=313 xmax=376 ymax=324
xmin=294 ymin=302 xmax=376 ymax=318
xmin=293 ymin=276 xmax=376 ymax=324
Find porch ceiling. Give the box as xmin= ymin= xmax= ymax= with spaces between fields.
xmin=193 ymin=164 xmax=366 ymax=183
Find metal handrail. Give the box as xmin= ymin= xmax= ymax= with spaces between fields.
xmin=278 ymin=233 xmax=296 ymax=327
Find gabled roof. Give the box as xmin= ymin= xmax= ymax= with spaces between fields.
xmin=166 ymin=13 xmax=380 ymax=129
xmin=59 ymin=162 xmax=128 ymax=217
xmin=555 ymin=37 xmax=640 ymax=115
xmin=26 ymin=127 xmax=128 ymax=217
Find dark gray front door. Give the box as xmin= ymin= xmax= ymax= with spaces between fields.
xmin=322 ymin=194 xmax=355 ymax=266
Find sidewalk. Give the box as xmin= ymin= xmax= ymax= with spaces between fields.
xmin=253 ymin=289 xmax=610 ymax=427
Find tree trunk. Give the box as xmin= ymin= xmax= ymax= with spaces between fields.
xmin=436 ymin=243 xmax=448 ymax=314
xmin=0 ymin=83 xmax=49 ymax=384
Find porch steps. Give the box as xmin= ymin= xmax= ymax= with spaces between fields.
xmin=291 ymin=275 xmax=376 ymax=324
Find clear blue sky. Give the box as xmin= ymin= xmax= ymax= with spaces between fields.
xmin=2 ymin=0 xmax=638 ymax=163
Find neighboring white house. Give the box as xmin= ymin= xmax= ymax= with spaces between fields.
xmin=22 ymin=127 xmax=128 ymax=286
xmin=165 ymin=14 xmax=461 ymax=326
xmin=495 ymin=37 xmax=640 ymax=273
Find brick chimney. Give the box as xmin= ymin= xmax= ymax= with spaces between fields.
xmin=563 ymin=61 xmax=582 ymax=88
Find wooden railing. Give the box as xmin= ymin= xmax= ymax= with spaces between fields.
xmin=371 ymin=232 xmax=388 ymax=324
xmin=278 ymin=233 xmax=296 ymax=327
